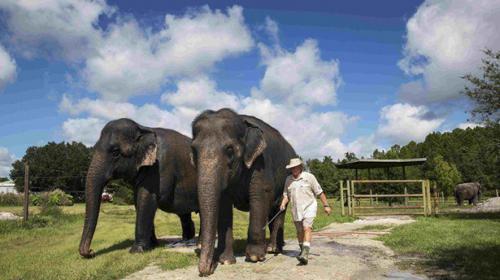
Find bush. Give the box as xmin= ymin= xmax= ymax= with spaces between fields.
xmin=39 ymin=204 xmax=63 ymax=217
xmin=0 ymin=193 xmax=23 ymax=206
xmin=107 ymin=180 xmax=134 ymax=205
xmin=31 ymin=189 xmax=74 ymax=207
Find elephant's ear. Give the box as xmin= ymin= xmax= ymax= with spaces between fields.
xmin=136 ymin=125 xmax=158 ymax=169
xmin=243 ymin=120 xmax=267 ymax=169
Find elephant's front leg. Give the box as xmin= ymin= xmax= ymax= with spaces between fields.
xmin=246 ymin=181 xmax=271 ymax=262
xmin=217 ymin=193 xmax=236 ymax=265
xmin=130 ymin=186 xmax=158 ymax=253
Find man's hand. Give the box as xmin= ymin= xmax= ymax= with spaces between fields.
xmin=280 ymin=203 xmax=286 ymax=211
xmin=323 ymin=205 xmax=332 ymax=215
xmin=280 ymin=196 xmax=288 ymax=211
xmin=319 ymin=192 xmax=331 ymax=215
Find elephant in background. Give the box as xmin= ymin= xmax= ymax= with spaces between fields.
xmin=79 ymin=118 xmax=198 ymax=258
xmin=191 ymin=108 xmax=296 ymax=276
xmin=455 ymin=182 xmax=481 ymax=206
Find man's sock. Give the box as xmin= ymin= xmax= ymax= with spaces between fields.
xmin=303 ymin=241 xmax=310 ymax=248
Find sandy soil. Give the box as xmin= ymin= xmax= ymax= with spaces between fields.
xmin=0 ymin=212 xmax=20 ymax=220
xmin=448 ymin=197 xmax=500 ymax=213
xmin=124 ymin=216 xmax=426 ymax=280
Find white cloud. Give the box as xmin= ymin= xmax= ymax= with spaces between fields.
xmin=161 ymin=76 xmax=242 ymax=111
xmin=0 ymin=0 xmax=113 ymax=62
xmin=457 ymin=122 xmax=484 ymax=130
xmin=377 ymin=103 xmax=444 ymax=144
xmin=241 ymin=98 xmax=356 ymax=159
xmin=0 ymin=147 xmax=15 ymax=177
xmin=236 ymin=24 xmax=351 ymax=159
xmin=84 ymin=5 xmax=254 ymax=101
xmin=62 ymin=118 xmax=107 ymax=146
xmin=83 ymin=20 xmax=167 ymax=101
xmin=158 ymin=5 xmax=254 ymax=77
xmin=0 ymin=3 xmax=253 ymax=101
xmin=322 ymin=135 xmax=379 ymax=160
xmin=263 ymin=17 xmax=280 ymax=46
xmin=59 ymin=96 xmax=195 ymax=145
xmin=0 ymin=44 xmax=16 ymax=90
xmin=399 ymin=0 xmax=500 ymax=104
xmin=254 ymin=39 xmax=341 ymax=106
xmin=60 ymin=14 xmax=357 ymax=160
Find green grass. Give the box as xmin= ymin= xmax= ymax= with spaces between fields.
xmin=0 ymin=198 xmax=349 ymax=279
xmin=0 ymin=204 xmax=197 ymax=280
xmin=357 ymin=224 xmax=393 ymax=231
xmin=379 ymin=212 xmax=500 ymax=280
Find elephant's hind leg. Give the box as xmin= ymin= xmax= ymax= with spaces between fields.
xmin=267 ymin=208 xmax=285 ymax=254
xmin=179 ymin=213 xmax=195 ymax=240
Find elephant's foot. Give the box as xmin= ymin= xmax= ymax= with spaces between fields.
xmin=218 ymin=251 xmax=236 ymax=265
xmin=129 ymin=243 xmax=154 ymax=253
xmin=245 ymin=244 xmax=266 ymax=262
xmin=182 ymin=228 xmax=196 ymax=240
xmin=266 ymin=244 xmax=283 ymax=254
xmin=198 ymin=261 xmax=217 ymax=277
xmin=79 ymin=248 xmax=95 ymax=259
xmin=150 ymin=235 xmax=159 ymax=247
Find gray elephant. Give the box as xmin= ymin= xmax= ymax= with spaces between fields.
xmin=79 ymin=118 xmax=198 ymax=258
xmin=191 ymin=108 xmax=296 ymax=276
xmin=455 ymin=182 xmax=481 ymax=206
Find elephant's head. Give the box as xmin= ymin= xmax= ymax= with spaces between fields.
xmin=79 ymin=118 xmax=157 ymax=258
xmin=476 ymin=182 xmax=482 ymax=198
xmin=191 ymin=109 xmax=266 ymax=276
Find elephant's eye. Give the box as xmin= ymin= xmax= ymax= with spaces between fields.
xmin=111 ymin=148 xmax=121 ymax=158
xmin=225 ymin=145 xmax=235 ymax=164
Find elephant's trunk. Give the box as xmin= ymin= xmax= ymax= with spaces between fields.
xmin=197 ymin=153 xmax=222 ymax=276
xmin=79 ymin=151 xmax=109 ymax=258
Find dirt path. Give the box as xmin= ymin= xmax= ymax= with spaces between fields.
xmin=124 ymin=216 xmax=426 ymax=280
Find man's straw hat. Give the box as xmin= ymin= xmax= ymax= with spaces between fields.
xmin=286 ymin=158 xmax=303 ymax=169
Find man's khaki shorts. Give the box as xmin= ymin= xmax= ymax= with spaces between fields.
xmin=294 ymin=217 xmax=314 ymax=230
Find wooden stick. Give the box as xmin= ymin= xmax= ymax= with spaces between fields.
xmin=23 ymin=163 xmax=29 ymax=222
xmin=340 ymin=181 xmax=345 ymax=216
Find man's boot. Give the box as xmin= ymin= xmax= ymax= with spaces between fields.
xmin=296 ymin=245 xmax=309 ymax=265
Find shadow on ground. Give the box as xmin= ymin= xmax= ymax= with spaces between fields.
xmin=419 ymin=244 xmax=500 ymax=280
xmin=440 ymin=212 xmax=500 ymax=220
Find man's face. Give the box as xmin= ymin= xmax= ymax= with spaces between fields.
xmin=291 ymin=166 xmax=302 ymax=178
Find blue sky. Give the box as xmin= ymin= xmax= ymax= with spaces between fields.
xmin=0 ymin=0 xmax=499 ymax=176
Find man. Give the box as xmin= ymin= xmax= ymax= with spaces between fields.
xmin=280 ymin=158 xmax=331 ymax=265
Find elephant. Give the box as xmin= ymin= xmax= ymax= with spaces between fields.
xmin=191 ymin=108 xmax=296 ymax=276
xmin=455 ymin=182 xmax=481 ymax=206
xmin=79 ymin=118 xmax=198 ymax=258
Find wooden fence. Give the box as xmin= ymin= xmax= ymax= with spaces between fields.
xmin=340 ymin=179 xmax=434 ymax=216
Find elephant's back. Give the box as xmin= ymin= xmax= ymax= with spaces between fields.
xmin=455 ymin=183 xmax=479 ymax=198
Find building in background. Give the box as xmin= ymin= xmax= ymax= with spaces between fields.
xmin=0 ymin=180 xmax=17 ymax=194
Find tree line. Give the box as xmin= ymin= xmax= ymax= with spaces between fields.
xmin=308 ymin=124 xmax=499 ymax=197
xmin=7 ymin=123 xmax=498 ymax=198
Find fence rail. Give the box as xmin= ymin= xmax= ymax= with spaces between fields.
xmin=353 ymin=194 xmax=423 ymax=198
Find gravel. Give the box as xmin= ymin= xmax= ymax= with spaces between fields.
xmin=124 ymin=216 xmax=427 ymax=280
